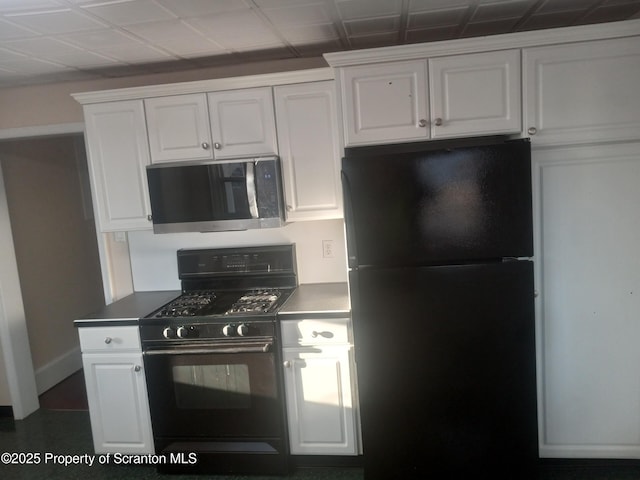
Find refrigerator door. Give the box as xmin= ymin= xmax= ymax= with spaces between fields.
xmin=342 ymin=139 xmax=533 ymax=268
xmin=350 ymin=260 xmax=537 ymax=479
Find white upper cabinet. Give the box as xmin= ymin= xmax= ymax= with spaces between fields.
xmin=523 ymin=37 xmax=640 ymax=146
xmin=83 ymin=100 xmax=152 ymax=231
xmin=340 ymin=60 xmax=429 ymax=146
xmin=274 ymin=81 xmax=343 ymax=221
xmin=429 ymin=49 xmax=521 ymax=139
xmin=207 ymin=87 xmax=278 ymax=160
xmin=144 ymin=93 xmax=213 ymax=163
xmin=339 ymin=50 xmax=522 ymax=146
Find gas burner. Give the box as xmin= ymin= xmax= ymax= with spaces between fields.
xmin=226 ymin=289 xmax=282 ymax=314
xmin=154 ymin=290 xmax=217 ymax=318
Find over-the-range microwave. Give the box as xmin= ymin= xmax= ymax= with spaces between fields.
xmin=146 ymin=156 xmax=285 ymax=234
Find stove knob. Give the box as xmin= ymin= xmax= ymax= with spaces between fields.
xmin=222 ymin=324 xmax=235 ymax=337
xmin=176 ymin=326 xmax=189 ymax=339
xmin=237 ymin=324 xmax=249 ymax=337
xmin=162 ymin=327 xmax=176 ymax=339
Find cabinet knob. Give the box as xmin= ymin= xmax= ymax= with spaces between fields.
xmin=134 ymin=365 xmax=141 ymax=372
xmin=418 ymin=119 xmax=427 ymax=128
xmin=286 ymin=205 xmax=293 ymax=212
xmin=104 ymin=337 xmax=112 ymax=344
xmin=434 ymin=117 xmax=443 ymax=126
xmin=201 ymin=142 xmax=210 ymax=149
xmin=283 ymin=360 xmax=291 ymax=368
xmin=214 ymin=142 xmax=222 ymax=150
xmin=147 ymin=214 xmax=152 ymax=222
xmin=528 ymin=126 xmax=537 ymax=135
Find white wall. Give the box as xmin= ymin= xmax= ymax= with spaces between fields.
xmin=129 ymin=219 xmax=347 ymax=291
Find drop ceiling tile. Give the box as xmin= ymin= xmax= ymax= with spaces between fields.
xmin=519 ymin=10 xmax=583 ymax=29
xmin=408 ymin=7 xmax=469 ymax=29
xmin=536 ymin=0 xmax=598 ymax=14
xmin=406 ymin=24 xmax=459 ymax=43
xmin=1 ymin=57 xmax=68 ymax=74
xmin=262 ymin=3 xmax=333 ymax=26
xmin=336 ymin=0 xmax=402 ymax=20
xmin=186 ymin=11 xmax=283 ymax=49
xmin=472 ymin=1 xmax=535 ymax=22
xmin=252 ymin=0 xmax=322 ymax=7
xmin=462 ymin=18 xmax=520 ymax=36
xmin=408 ymin=0 xmax=473 ymax=13
xmin=60 ymin=28 xmax=143 ymax=49
xmin=81 ymin=0 xmax=176 ymax=26
xmin=124 ymin=19 xmax=224 ymax=56
xmin=579 ymin=3 xmax=640 ymax=23
xmin=95 ymin=45 xmax=173 ymax=63
xmin=154 ymin=0 xmax=251 ymax=18
xmin=0 ymin=18 xmax=40 ymax=40
xmin=0 ymin=0 xmax=64 ymax=12
xmin=4 ymin=8 xmax=107 ymax=34
xmin=344 ymin=16 xmax=401 ymax=37
xmin=4 ymin=37 xmax=119 ymax=67
xmin=281 ymin=23 xmax=339 ymax=44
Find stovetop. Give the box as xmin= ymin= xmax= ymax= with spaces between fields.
xmin=146 ymin=288 xmax=291 ymax=320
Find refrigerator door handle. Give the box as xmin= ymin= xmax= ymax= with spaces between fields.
xmin=341 ymin=169 xmax=359 ymax=269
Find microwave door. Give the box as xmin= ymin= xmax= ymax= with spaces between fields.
xmin=209 ymin=163 xmax=252 ymax=220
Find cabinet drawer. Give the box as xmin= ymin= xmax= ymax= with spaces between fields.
xmin=281 ymin=318 xmax=351 ymax=347
xmin=78 ymin=326 xmax=141 ymax=352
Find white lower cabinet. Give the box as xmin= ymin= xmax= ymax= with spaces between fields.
xmin=281 ymin=318 xmax=358 ymax=455
xmin=79 ymin=326 xmax=154 ymax=455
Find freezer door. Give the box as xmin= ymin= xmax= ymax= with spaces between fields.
xmin=342 ymin=139 xmax=533 ymax=268
xmin=350 ymin=260 xmax=537 ymax=479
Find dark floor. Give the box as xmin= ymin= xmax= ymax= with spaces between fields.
xmin=1 ymin=374 xmax=639 ymax=479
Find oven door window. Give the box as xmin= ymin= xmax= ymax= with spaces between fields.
xmin=144 ymin=349 xmax=282 ymax=439
xmin=172 ymin=363 xmax=251 ymax=410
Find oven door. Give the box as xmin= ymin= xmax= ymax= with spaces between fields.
xmin=143 ymin=338 xmax=283 ymax=440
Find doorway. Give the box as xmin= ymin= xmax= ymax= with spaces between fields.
xmin=0 ymin=134 xmax=105 ymax=406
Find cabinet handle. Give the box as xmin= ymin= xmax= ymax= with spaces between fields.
xmin=201 ymin=142 xmax=210 ymax=149
xmin=104 ymin=337 xmax=112 ymax=344
xmin=311 ymin=331 xmax=334 ymax=339
xmin=418 ymin=119 xmax=427 ymax=128
xmin=283 ymin=360 xmax=291 ymax=368
xmin=214 ymin=142 xmax=222 ymax=150
xmin=434 ymin=117 xmax=443 ymax=126
xmin=134 ymin=365 xmax=141 ymax=372
xmin=528 ymin=127 xmax=537 ymax=135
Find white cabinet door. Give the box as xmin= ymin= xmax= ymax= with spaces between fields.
xmin=429 ymin=49 xmax=521 ymax=138
xmin=282 ymin=347 xmax=357 ymax=455
xmin=145 ymin=93 xmax=213 ymax=163
xmin=83 ymin=101 xmax=152 ymax=232
xmin=207 ymin=87 xmax=278 ymax=160
xmin=533 ymin=142 xmax=640 ymax=459
xmin=82 ymin=352 xmax=154 ymax=454
xmin=339 ymin=60 xmax=429 ymax=146
xmin=524 ymin=37 xmax=640 ymax=146
xmin=274 ymin=81 xmax=343 ymax=221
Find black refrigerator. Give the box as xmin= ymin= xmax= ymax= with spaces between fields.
xmin=342 ymin=137 xmax=538 ymax=479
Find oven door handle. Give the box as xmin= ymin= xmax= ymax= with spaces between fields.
xmin=143 ymin=341 xmax=273 ymax=356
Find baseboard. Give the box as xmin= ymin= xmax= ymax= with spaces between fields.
xmin=34 ymin=346 xmax=82 ymax=395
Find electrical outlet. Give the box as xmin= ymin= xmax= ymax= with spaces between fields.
xmin=322 ymin=240 xmax=334 ymax=258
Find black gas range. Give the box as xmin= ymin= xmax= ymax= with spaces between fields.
xmin=140 ymin=244 xmax=296 ymax=475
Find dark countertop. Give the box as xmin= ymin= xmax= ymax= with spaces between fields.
xmin=74 ymin=290 xmax=181 ymax=327
xmin=278 ymin=282 xmax=350 ymax=318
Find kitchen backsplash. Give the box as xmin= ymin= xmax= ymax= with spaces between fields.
xmin=128 ymin=218 xmax=347 ymax=291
